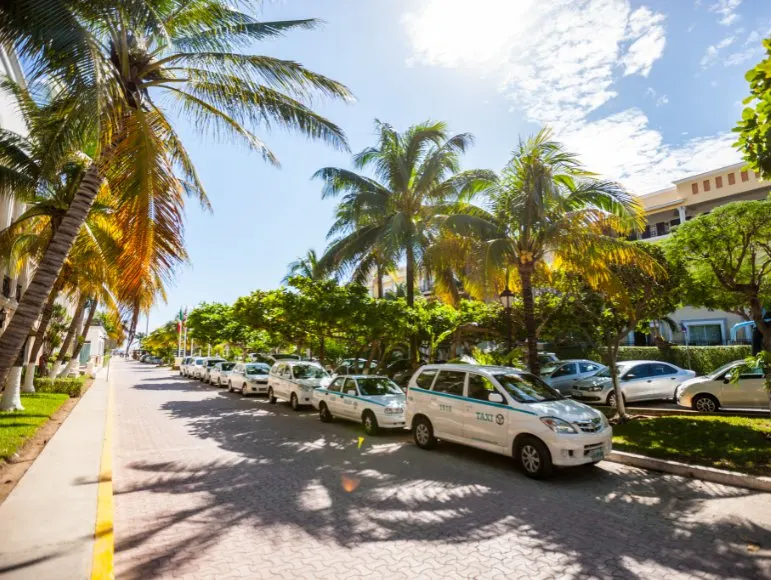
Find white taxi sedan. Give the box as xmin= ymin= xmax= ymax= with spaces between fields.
xmin=406 ymin=364 xmax=612 ymax=479
xmin=313 ymin=375 xmax=406 ymax=435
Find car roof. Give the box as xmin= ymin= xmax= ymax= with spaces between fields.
xmin=619 ymin=360 xmax=676 ymax=365
xmin=334 ymin=375 xmax=390 ymax=380
xmin=277 ymin=360 xmax=320 ymax=366
xmin=417 ymin=363 xmax=526 ymax=374
xmin=553 ymin=359 xmax=600 ymax=364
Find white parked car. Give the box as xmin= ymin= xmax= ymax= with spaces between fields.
xmin=312 ymin=375 xmax=406 ymax=435
xmin=201 ymin=358 xmax=227 ymax=382
xmin=540 ymin=359 xmax=605 ymax=393
xmin=229 ymin=362 xmax=271 ymax=396
xmin=209 ymin=361 xmax=236 ymax=387
xmin=268 ymin=361 xmax=330 ymax=410
xmin=676 ymin=360 xmax=769 ymax=412
xmin=570 ymin=360 xmax=695 ymax=407
xmin=180 ymin=357 xmax=194 ymax=376
xmin=189 ymin=357 xmax=206 ymax=379
xmin=405 ymin=364 xmax=612 ymax=479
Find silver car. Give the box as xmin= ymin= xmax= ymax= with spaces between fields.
xmin=570 ymin=360 xmax=696 ymax=407
xmin=676 ymin=360 xmax=769 ymax=412
xmin=201 ymin=358 xmax=227 ymax=382
xmin=209 ymin=361 xmax=236 ymax=387
xmin=229 ymin=362 xmax=271 ymax=396
xmin=541 ymin=359 xmax=605 ymax=393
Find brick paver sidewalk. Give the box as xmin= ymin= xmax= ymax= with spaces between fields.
xmin=112 ymin=361 xmax=771 ymax=579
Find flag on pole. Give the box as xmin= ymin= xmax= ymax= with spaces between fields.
xmin=177 ymin=308 xmax=184 ymax=333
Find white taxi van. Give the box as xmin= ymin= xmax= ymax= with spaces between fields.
xmin=405 ymin=364 xmax=612 ymax=478
xmin=312 ymin=375 xmax=406 ymax=435
xmin=268 ymin=360 xmax=330 ymax=410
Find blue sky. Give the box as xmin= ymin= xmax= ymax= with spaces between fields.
xmin=148 ymin=0 xmax=771 ymax=332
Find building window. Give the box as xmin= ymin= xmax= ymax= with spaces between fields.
xmin=691 ymin=183 xmax=698 ymax=194
xmin=728 ymin=172 xmax=735 ymax=185
xmin=2 ymin=276 xmax=10 ymax=299
xmin=741 ymin=170 xmax=749 ymax=182
xmin=684 ymin=322 xmax=724 ymax=345
xmin=703 ymin=179 xmax=711 ymax=192
xmin=15 ymin=283 xmax=21 ymax=302
xmin=656 ymin=222 xmax=669 ymax=237
xmin=715 ymin=176 xmax=723 ymax=188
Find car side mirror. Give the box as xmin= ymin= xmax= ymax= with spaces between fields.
xmin=723 ymin=376 xmax=730 ymax=384
xmin=346 ymin=389 xmax=357 ymax=396
xmin=488 ymin=392 xmax=504 ymax=404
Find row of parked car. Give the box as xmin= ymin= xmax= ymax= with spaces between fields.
xmin=539 ymin=357 xmax=769 ymax=411
xmin=174 ymin=353 xmax=766 ymax=478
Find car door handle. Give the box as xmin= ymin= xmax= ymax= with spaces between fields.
xmin=646 ymin=380 xmax=652 ymax=383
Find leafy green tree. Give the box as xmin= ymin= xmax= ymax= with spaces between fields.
xmin=283 ymin=249 xmax=326 ymax=283
xmin=571 ymin=244 xmax=683 ymax=420
xmin=314 ymin=120 xmax=492 ymax=362
xmin=734 ymin=37 xmax=771 ymax=179
xmin=437 ymin=128 xmax=645 ymax=373
xmin=666 ymin=200 xmax=771 ymax=407
xmin=0 ymin=1 xmax=352 ymax=387
xmin=142 ymin=321 xmax=179 ymax=363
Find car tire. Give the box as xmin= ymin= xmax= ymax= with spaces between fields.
xmin=268 ymin=387 xmax=277 ymax=405
xmin=515 ymin=436 xmax=555 ymax=479
xmin=290 ymin=393 xmax=300 ymax=411
xmin=319 ymin=403 xmax=333 ymax=423
xmin=606 ymin=391 xmax=625 ymax=408
xmin=692 ymin=394 xmax=720 ymax=413
xmin=413 ymin=416 xmax=437 ymax=449
xmin=241 ymin=383 xmax=248 ymax=396
xmin=362 ymin=411 xmax=379 ymax=436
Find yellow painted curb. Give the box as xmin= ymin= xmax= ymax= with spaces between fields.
xmin=91 ymin=378 xmax=114 ymax=580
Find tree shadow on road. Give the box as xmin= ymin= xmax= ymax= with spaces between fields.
xmin=114 ymin=377 xmax=771 ymax=579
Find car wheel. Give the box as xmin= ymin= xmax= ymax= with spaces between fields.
xmin=413 ymin=416 xmax=437 ymax=450
xmin=515 ymin=436 xmax=555 ymax=479
xmin=268 ymin=387 xmax=277 ymax=405
xmin=319 ymin=402 xmax=333 ymax=423
xmin=692 ymin=394 xmax=719 ymax=413
xmin=290 ymin=393 xmax=300 ymax=411
xmin=362 ymin=411 xmax=379 ymax=436
xmin=241 ymin=383 xmax=248 ymax=396
xmin=606 ymin=391 xmax=624 ymax=408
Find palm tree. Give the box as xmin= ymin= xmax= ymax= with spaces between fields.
xmin=314 ymin=120 xmax=492 ymax=360
xmin=438 ymin=129 xmax=646 ymax=373
xmin=283 ymin=249 xmax=324 ymax=283
xmin=0 ymin=1 xmax=352 ymax=386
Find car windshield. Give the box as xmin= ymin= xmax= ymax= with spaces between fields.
xmin=541 ymin=365 xmax=559 ymax=375
xmin=708 ymin=361 xmax=742 ymax=379
xmin=195 ymin=358 xmax=204 ymax=365
xmin=594 ymin=364 xmax=631 ymax=379
xmin=207 ymin=359 xmax=225 ymax=367
xmin=246 ymin=363 xmax=270 ymax=375
xmin=356 ymin=377 xmax=403 ymax=396
xmin=493 ymin=373 xmax=564 ymax=403
xmin=221 ymin=362 xmax=235 ymax=371
xmin=292 ymin=365 xmax=328 ymax=379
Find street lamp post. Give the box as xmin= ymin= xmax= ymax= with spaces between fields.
xmin=498 ymin=287 xmax=514 ymax=352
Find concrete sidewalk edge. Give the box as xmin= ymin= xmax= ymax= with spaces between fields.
xmin=607 ymin=450 xmax=771 ymax=492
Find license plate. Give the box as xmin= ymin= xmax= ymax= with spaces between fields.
xmin=590 ymin=449 xmax=604 ymax=461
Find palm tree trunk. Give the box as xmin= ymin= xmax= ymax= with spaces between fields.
xmin=0 ymin=338 xmax=29 ymax=411
xmin=51 ymin=295 xmax=87 ymax=377
xmin=62 ymin=298 xmax=97 ymax=377
xmin=405 ymin=246 xmax=418 ymax=365
xmin=519 ymin=264 xmax=539 ymax=374
xmin=607 ymin=343 xmax=628 ymax=420
xmin=376 ymin=265 xmax=384 ymax=299
xmin=22 ymin=278 xmax=64 ymax=392
xmin=126 ymin=307 xmax=140 ymax=359
xmin=0 ymin=163 xmax=102 ymax=388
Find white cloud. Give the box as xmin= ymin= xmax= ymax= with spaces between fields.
xmin=700 ymin=35 xmax=735 ymax=68
xmin=708 ymin=0 xmax=742 ymax=26
xmin=645 ymin=87 xmax=669 ymax=107
xmin=404 ymin=0 xmax=739 ymax=194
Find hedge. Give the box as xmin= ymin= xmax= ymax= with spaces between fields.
xmin=33 ymin=376 xmax=86 ymax=397
xmin=552 ymin=344 xmax=751 ymax=376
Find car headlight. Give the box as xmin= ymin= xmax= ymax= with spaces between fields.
xmin=540 ymin=417 xmax=577 ymax=434
xmin=585 ymin=385 xmax=603 ymax=392
xmin=599 ymin=413 xmax=610 ymax=429
xmin=384 ymin=406 xmax=404 ymax=415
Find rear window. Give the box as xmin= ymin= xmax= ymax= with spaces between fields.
xmin=415 ymin=369 xmax=437 ymax=389
xmin=431 ymin=371 xmax=465 ymax=397
xmin=221 ymin=363 xmax=235 ymax=371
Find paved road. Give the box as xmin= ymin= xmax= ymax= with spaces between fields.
xmin=112 ymin=361 xmax=771 ymax=579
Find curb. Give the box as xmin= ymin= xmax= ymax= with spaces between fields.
xmin=607 ymin=450 xmax=771 ymax=493
xmin=596 ymin=405 xmax=767 ymax=419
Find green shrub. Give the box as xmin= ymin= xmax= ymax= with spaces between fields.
xmin=33 ymin=376 xmax=86 ymax=397
xmin=616 ymin=345 xmax=751 ymax=376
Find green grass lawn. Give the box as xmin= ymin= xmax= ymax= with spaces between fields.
xmin=612 ymin=415 xmax=771 ymax=476
xmin=0 ymin=393 xmax=70 ymax=462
